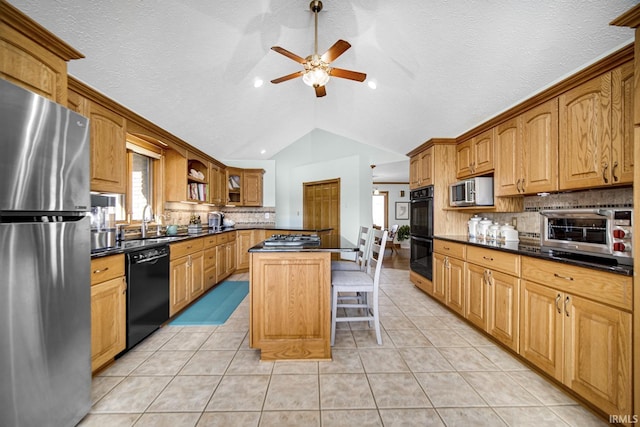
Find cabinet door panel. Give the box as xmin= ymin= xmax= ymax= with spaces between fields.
xmin=520 ymin=281 xmax=563 ymax=380
xmin=465 ymin=263 xmax=487 ymax=330
xmin=409 ymin=155 xmax=421 ymax=189
xmin=190 ymin=252 xmax=205 ymax=299
xmin=432 ymin=253 xmax=447 ymax=302
xmin=522 ymin=99 xmax=558 ymax=193
xmin=420 ymin=148 xmax=434 ymax=187
xmin=564 ymin=295 xmax=631 ymax=416
xmin=91 ymin=276 xmax=126 ymax=371
xmin=488 ymin=270 xmax=520 ymax=352
xmin=170 ymin=257 xmax=190 ymax=316
xmin=611 ymin=62 xmax=634 ymax=184
xmin=495 ymin=118 xmax=521 ymax=196
xmin=456 ymin=140 xmax=473 ymax=178
xmin=88 ymin=101 xmax=126 ymax=193
xmin=473 ymin=130 xmax=494 ymax=174
xmin=559 ymin=73 xmax=611 ymax=190
xmin=446 ymin=257 xmax=465 ymax=316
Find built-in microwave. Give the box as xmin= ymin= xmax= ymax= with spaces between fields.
xmin=449 ymin=177 xmax=494 ymax=207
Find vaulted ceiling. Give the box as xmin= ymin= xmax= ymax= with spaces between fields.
xmin=8 ymin=0 xmax=637 ymax=181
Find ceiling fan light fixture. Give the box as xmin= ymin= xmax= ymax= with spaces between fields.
xmin=303 ymin=66 xmax=330 ymax=87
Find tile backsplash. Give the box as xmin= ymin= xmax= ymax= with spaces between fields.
xmin=480 ymin=187 xmax=633 ymax=241
xmin=163 ymin=202 xmax=276 ymax=227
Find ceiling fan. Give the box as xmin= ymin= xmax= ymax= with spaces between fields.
xmin=270 ymin=0 xmax=367 ymax=97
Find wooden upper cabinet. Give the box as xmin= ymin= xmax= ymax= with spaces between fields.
xmin=456 ymin=129 xmax=494 ymax=178
xmin=522 ymin=99 xmax=558 ymax=194
xmin=495 ymin=118 xmax=521 ymax=196
xmin=243 ymin=169 xmax=264 ymax=207
xmin=611 ymin=61 xmax=634 ymax=184
xmin=497 ymin=99 xmax=558 ymax=196
xmin=209 ymin=163 xmax=226 ymax=206
xmin=0 ymin=1 xmax=83 ymax=105
xmin=409 ymin=147 xmax=433 ymax=189
xmin=559 ymin=72 xmax=612 ymax=190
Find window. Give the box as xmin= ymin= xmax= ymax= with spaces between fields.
xmin=130 ymin=152 xmax=153 ymax=220
xmin=126 ymin=135 xmax=164 ymax=222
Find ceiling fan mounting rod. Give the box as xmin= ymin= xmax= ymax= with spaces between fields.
xmin=311 ymin=0 xmax=323 ymax=56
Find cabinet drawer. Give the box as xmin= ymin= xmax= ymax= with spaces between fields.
xmin=91 ymin=254 xmax=125 ymax=285
xmin=170 ymin=238 xmax=204 ymax=260
xmin=521 ymin=256 xmax=632 ymax=310
xmin=217 ymin=233 xmax=229 ymax=244
xmin=226 ymin=231 xmax=236 ymax=242
xmin=204 ymin=247 xmax=217 ymax=269
xmin=467 ymin=246 xmax=520 ymax=276
xmin=203 ymin=235 xmax=218 ymax=248
xmin=433 ymin=239 xmax=466 ymax=259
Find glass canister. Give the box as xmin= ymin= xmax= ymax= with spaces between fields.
xmin=467 ymin=215 xmax=481 ymax=238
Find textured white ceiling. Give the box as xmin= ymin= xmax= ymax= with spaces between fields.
xmin=7 ymin=0 xmax=637 ymax=181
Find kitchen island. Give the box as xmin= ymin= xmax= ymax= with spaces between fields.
xmin=248 ymin=235 xmax=357 ymax=361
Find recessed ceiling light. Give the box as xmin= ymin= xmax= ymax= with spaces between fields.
xmin=254 ymin=78 xmax=264 ymax=88
xmin=368 ymin=80 xmax=377 ymax=90
xmin=260 ymin=149 xmax=266 ymax=154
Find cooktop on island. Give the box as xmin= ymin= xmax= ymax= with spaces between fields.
xmin=263 ymin=234 xmax=321 ymax=246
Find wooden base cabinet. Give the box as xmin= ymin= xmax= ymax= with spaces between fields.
xmin=520 ymin=258 xmax=632 ymax=417
xmin=169 ymin=238 xmax=204 ymax=316
xmin=433 ymin=240 xmax=466 ymax=315
xmin=90 ymin=254 xmax=126 ymax=372
xmin=250 ymin=251 xmax=331 ymax=360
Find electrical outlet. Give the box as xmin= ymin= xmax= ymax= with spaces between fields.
xmin=511 ymin=217 xmax=517 ymax=228
xmin=265 ymin=212 xmax=269 ymax=219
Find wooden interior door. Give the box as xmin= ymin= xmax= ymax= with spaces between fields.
xmin=303 ymin=179 xmax=340 ymax=258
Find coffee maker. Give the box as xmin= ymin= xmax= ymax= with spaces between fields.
xmin=208 ymin=211 xmax=224 ymax=232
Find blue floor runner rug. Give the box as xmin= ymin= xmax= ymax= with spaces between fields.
xmin=170 ymin=281 xmax=249 ymax=325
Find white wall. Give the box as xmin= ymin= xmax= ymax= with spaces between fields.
xmin=271 ymin=128 xmax=407 ymax=245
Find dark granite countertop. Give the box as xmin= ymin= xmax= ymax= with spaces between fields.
xmin=249 ymin=235 xmax=357 ymax=253
xmin=434 ymin=235 xmax=633 ymax=276
xmin=91 ymin=226 xmax=336 ymax=259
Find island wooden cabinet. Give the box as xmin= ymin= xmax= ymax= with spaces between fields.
xmin=456 ymin=129 xmax=494 ymax=178
xmin=67 ymin=81 xmax=127 ymax=194
xmin=409 ymin=146 xmax=433 ymax=189
xmin=169 ymin=238 xmax=204 ymax=316
xmin=495 ymin=99 xmax=558 ymax=196
xmin=520 ymin=256 xmax=632 ymax=417
xmin=250 ymin=251 xmax=331 ymax=360
xmin=559 ymin=62 xmax=634 ymax=190
xmin=90 ymin=254 xmax=126 ymax=372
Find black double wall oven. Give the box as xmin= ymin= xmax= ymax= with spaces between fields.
xmin=410 ymin=186 xmax=434 ymax=280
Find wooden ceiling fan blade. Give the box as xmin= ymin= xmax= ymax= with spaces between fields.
xmin=271 ymin=46 xmax=307 ymax=64
xmin=330 ymin=67 xmax=367 ymax=82
xmin=321 ymin=39 xmax=351 ymax=63
xmin=315 ymin=85 xmax=327 ymax=97
xmin=271 ymin=71 xmax=303 ymax=84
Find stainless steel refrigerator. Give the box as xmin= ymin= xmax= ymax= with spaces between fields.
xmin=0 ymin=79 xmax=91 ymax=426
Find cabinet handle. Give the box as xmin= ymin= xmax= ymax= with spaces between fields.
xmin=93 ymin=267 xmax=109 ymax=274
xmin=482 ymin=256 xmax=494 ymax=261
xmin=443 ymin=246 xmax=450 ymax=250
xmin=612 ymin=160 xmax=619 ymax=182
xmin=516 ymin=179 xmax=521 ymax=193
xmin=564 ymin=296 xmax=570 ymax=317
xmin=521 ymin=179 xmax=525 ymax=193
xmin=555 ymin=294 xmax=561 ymax=314
xmin=553 ymin=273 xmax=573 ymax=281
xmin=602 ymin=163 xmax=608 ymax=184
xmin=486 ymin=270 xmax=493 ymax=285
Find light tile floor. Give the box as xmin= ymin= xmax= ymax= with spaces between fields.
xmin=79 ymin=269 xmax=609 ymax=427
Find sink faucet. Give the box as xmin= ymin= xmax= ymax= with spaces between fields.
xmin=141 ymin=204 xmax=153 ymax=238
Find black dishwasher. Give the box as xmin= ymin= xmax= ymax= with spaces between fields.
xmin=125 ymin=245 xmax=170 ymax=350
